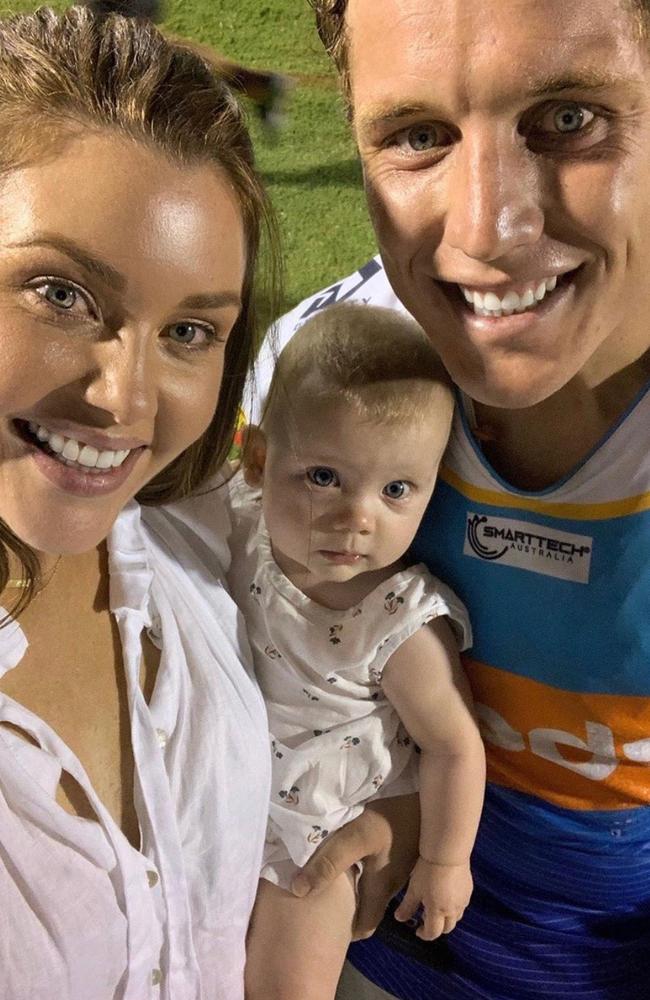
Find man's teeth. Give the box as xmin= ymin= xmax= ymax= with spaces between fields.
xmin=461 ymin=275 xmax=559 ymax=317
xmin=27 ymin=422 xmax=131 ymax=471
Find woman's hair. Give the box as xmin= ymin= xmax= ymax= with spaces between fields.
xmin=262 ymin=303 xmax=453 ymax=436
xmin=0 ymin=5 xmax=280 ymax=613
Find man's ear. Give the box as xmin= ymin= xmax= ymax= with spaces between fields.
xmin=242 ymin=424 xmax=267 ymax=487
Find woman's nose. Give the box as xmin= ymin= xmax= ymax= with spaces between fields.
xmin=83 ymin=330 xmax=159 ymax=428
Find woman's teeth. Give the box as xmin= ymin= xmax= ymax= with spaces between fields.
xmin=461 ymin=275 xmax=559 ymax=317
xmin=27 ymin=422 xmax=131 ymax=472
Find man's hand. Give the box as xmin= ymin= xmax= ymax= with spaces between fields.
xmin=290 ymin=794 xmax=420 ymax=940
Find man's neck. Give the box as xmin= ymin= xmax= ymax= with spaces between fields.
xmin=472 ymin=350 xmax=650 ymax=491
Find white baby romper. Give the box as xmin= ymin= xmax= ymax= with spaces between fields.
xmin=227 ymin=486 xmax=472 ymax=889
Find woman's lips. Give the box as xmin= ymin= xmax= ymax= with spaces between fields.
xmin=14 ymin=420 xmax=146 ymax=498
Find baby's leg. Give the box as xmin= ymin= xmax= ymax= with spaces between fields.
xmin=245 ymin=871 xmax=356 ymax=1000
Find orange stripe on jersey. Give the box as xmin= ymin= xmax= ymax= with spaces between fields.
xmin=464 ymin=659 xmax=650 ymax=811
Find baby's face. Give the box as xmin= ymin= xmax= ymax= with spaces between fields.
xmin=261 ymin=397 xmax=450 ymax=586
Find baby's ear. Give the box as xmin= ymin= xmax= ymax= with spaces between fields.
xmin=241 ymin=424 xmax=267 ymax=487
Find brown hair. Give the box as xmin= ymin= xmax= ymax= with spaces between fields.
xmin=0 ymin=5 xmax=280 ymax=615
xmin=309 ymin=0 xmax=650 ymax=102
xmin=262 ymin=303 xmax=454 ymax=437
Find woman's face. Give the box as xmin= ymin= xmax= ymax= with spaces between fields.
xmin=0 ymin=131 xmax=246 ymax=555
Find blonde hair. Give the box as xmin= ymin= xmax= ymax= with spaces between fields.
xmin=263 ymin=303 xmax=454 ymax=435
xmin=0 ymin=5 xmax=280 ymax=615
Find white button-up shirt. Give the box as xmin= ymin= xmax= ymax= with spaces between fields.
xmin=0 ymin=491 xmax=270 ymax=1000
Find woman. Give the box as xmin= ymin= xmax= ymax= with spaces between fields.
xmin=0 ymin=6 xmax=277 ymax=998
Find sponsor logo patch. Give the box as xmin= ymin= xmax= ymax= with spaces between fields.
xmin=464 ymin=512 xmax=592 ymax=583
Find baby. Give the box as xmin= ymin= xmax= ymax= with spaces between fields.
xmin=228 ymin=304 xmax=486 ymax=1000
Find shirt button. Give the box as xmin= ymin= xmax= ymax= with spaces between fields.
xmin=151 ymin=968 xmax=163 ymax=986
xmin=156 ymin=728 xmax=168 ymax=749
xmin=146 ymin=869 xmax=159 ymax=889
xmin=148 ymin=614 xmax=163 ymax=644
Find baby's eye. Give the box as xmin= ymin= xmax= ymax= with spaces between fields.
xmin=383 ymin=480 xmax=411 ymax=500
xmin=307 ymin=467 xmax=340 ymax=488
xmin=166 ymin=321 xmax=215 ymax=348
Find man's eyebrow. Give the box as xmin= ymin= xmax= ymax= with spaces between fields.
xmin=354 ymin=103 xmax=433 ymax=134
xmin=7 ymin=234 xmax=127 ymax=292
xmin=528 ymin=71 xmax=629 ymax=98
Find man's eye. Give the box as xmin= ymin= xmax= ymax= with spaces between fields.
xmin=383 ymin=480 xmax=410 ymax=500
xmin=407 ymin=124 xmax=438 ymax=151
xmin=167 ymin=321 xmax=215 ymax=348
xmin=307 ymin=467 xmax=339 ymax=488
xmin=392 ymin=123 xmax=449 ymax=154
xmin=539 ymin=103 xmax=595 ymax=135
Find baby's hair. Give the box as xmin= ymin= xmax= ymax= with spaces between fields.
xmin=263 ymin=303 xmax=454 ymax=434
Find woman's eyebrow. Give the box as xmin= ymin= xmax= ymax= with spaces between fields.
xmin=7 ymin=233 xmax=127 ymax=291
xmin=7 ymin=235 xmax=242 ymax=311
xmin=178 ymin=291 xmax=242 ymax=311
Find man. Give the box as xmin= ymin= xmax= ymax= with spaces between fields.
xmin=259 ymin=1 xmax=650 ymax=997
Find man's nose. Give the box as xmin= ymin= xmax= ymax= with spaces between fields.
xmin=83 ymin=329 xmax=159 ymax=428
xmin=443 ymin=125 xmax=545 ymax=263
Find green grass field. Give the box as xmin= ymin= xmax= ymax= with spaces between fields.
xmin=2 ymin=0 xmax=376 ymax=312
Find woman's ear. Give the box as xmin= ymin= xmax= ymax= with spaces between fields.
xmin=242 ymin=424 xmax=267 ymax=487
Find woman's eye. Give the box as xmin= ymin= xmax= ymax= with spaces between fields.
xmin=167 ymin=321 xmax=215 ymax=348
xmin=30 ymin=279 xmax=93 ymax=315
xmin=307 ymin=467 xmax=339 ymax=488
xmin=44 ymin=283 xmax=77 ymax=309
xmin=383 ymin=480 xmax=410 ymax=500
xmin=538 ymin=103 xmax=595 ymax=135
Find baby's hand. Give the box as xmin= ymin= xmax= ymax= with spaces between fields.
xmin=394 ymin=857 xmax=473 ymax=941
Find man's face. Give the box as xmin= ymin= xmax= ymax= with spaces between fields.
xmin=348 ymin=0 xmax=650 ymax=408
